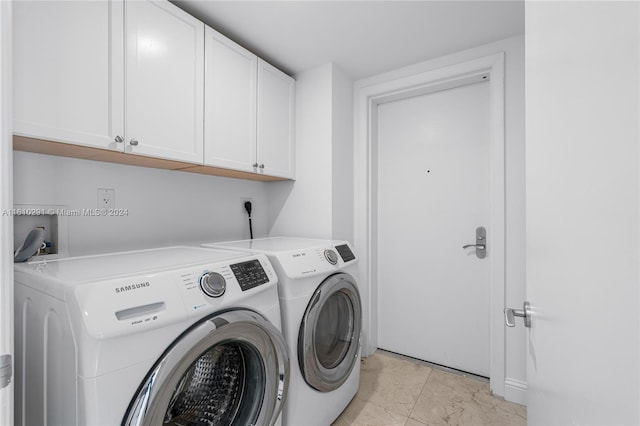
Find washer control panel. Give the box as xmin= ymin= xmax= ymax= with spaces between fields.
xmin=230 ymin=259 xmax=270 ymax=291
xmin=72 ymin=253 xmax=278 ymax=339
xmin=199 ymin=272 xmax=226 ymax=297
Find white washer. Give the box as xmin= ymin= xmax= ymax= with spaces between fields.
xmin=203 ymin=237 xmax=361 ymax=426
xmin=14 ymin=246 xmax=289 ymax=425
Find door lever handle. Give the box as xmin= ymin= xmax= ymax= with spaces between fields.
xmin=462 ymin=244 xmax=486 ymax=250
xmin=462 ymin=227 xmax=487 ymax=258
xmin=504 ymin=302 xmax=531 ymax=328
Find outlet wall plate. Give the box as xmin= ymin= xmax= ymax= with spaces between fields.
xmin=97 ymin=188 xmax=115 ymax=209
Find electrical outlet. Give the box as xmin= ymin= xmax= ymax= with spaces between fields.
xmin=97 ymin=188 xmax=115 ymax=209
xmin=242 ymin=198 xmax=253 ymax=214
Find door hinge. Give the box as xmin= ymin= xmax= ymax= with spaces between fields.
xmin=0 ymin=354 xmax=12 ymax=389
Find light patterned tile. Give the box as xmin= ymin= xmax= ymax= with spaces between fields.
xmin=334 ymin=351 xmax=527 ymax=426
xmin=404 ymin=418 xmax=429 ymax=426
xmin=409 ymin=370 xmax=526 ymax=426
xmin=354 ymin=352 xmax=433 ymax=417
xmin=332 ymin=397 xmax=408 ymax=426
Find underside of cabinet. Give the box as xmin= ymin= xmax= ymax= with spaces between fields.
xmin=13 ymin=136 xmax=287 ymax=182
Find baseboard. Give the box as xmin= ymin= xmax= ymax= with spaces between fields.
xmin=504 ymin=377 xmax=527 ymax=406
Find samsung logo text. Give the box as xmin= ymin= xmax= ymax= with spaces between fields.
xmin=115 ymin=282 xmax=150 ymax=293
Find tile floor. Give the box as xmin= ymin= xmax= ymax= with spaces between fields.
xmin=332 ymin=350 xmax=526 ymax=426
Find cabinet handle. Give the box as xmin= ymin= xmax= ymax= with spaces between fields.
xmin=252 ymin=163 xmax=259 ymax=168
xmin=259 ymin=164 xmax=265 ymax=169
xmin=129 ymin=139 xmax=139 ymax=146
xmin=114 ymin=135 xmax=124 ymax=143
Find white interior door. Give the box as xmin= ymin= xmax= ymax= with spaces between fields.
xmin=1 ymin=1 xmax=13 ymax=424
xmin=377 ymin=81 xmax=491 ymax=377
xmin=525 ymin=2 xmax=639 ymax=423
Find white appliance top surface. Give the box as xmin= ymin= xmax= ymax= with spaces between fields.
xmin=15 ymin=246 xmax=246 ymax=284
xmin=204 ymin=237 xmax=342 ymax=253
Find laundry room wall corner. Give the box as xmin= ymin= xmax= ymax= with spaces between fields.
xmin=267 ymin=62 xmax=355 ymax=243
xmin=267 ymin=63 xmax=333 ymax=238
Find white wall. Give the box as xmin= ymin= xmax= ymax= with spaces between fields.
xmin=331 ymin=65 xmax=355 ymax=243
xmin=13 ymin=151 xmax=270 ymax=255
xmin=267 ymin=62 xmax=355 ymax=242
xmin=355 ymin=35 xmax=526 ymax=402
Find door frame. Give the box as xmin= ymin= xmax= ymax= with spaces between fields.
xmin=354 ymin=53 xmax=506 ymax=396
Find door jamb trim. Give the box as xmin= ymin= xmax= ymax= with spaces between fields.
xmin=353 ymin=52 xmax=506 ymax=396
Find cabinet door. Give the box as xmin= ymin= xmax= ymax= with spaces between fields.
xmin=125 ymin=0 xmax=204 ymax=163
xmin=257 ymin=59 xmax=295 ymax=179
xmin=13 ymin=0 xmax=124 ymax=150
xmin=204 ymin=27 xmax=257 ymax=173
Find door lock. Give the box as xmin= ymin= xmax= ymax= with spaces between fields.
xmin=504 ymin=301 xmax=531 ymax=328
xmin=463 ymin=226 xmax=487 ymax=259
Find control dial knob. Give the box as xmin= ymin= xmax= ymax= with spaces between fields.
xmin=324 ymin=249 xmax=338 ymax=265
xmin=200 ymin=272 xmax=226 ymax=298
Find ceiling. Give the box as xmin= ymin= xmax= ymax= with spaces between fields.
xmin=172 ymin=1 xmax=524 ymax=80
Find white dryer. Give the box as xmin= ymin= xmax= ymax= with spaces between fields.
xmin=14 ymin=246 xmax=289 ymax=425
xmin=203 ymin=237 xmax=361 ymax=426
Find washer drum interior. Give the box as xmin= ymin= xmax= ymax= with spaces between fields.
xmin=124 ymin=310 xmax=289 ymax=426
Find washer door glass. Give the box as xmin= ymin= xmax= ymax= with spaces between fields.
xmin=315 ymin=291 xmax=354 ymax=369
xmin=298 ymin=273 xmax=362 ymax=392
xmin=124 ymin=310 xmax=289 ymax=426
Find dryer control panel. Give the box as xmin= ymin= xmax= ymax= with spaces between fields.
xmin=335 ymin=244 xmax=355 ymax=262
xmin=276 ymin=242 xmax=358 ymax=279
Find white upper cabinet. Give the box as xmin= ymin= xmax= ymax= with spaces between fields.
xmin=13 ymin=0 xmax=124 ymax=150
xmin=257 ymin=59 xmax=295 ymax=179
xmin=204 ymin=29 xmax=295 ymax=179
xmin=13 ymin=1 xmax=294 ymax=178
xmin=125 ymin=1 xmax=204 ymax=163
xmin=204 ymin=27 xmax=257 ymax=173
xmin=14 ymin=0 xmax=204 ymax=164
